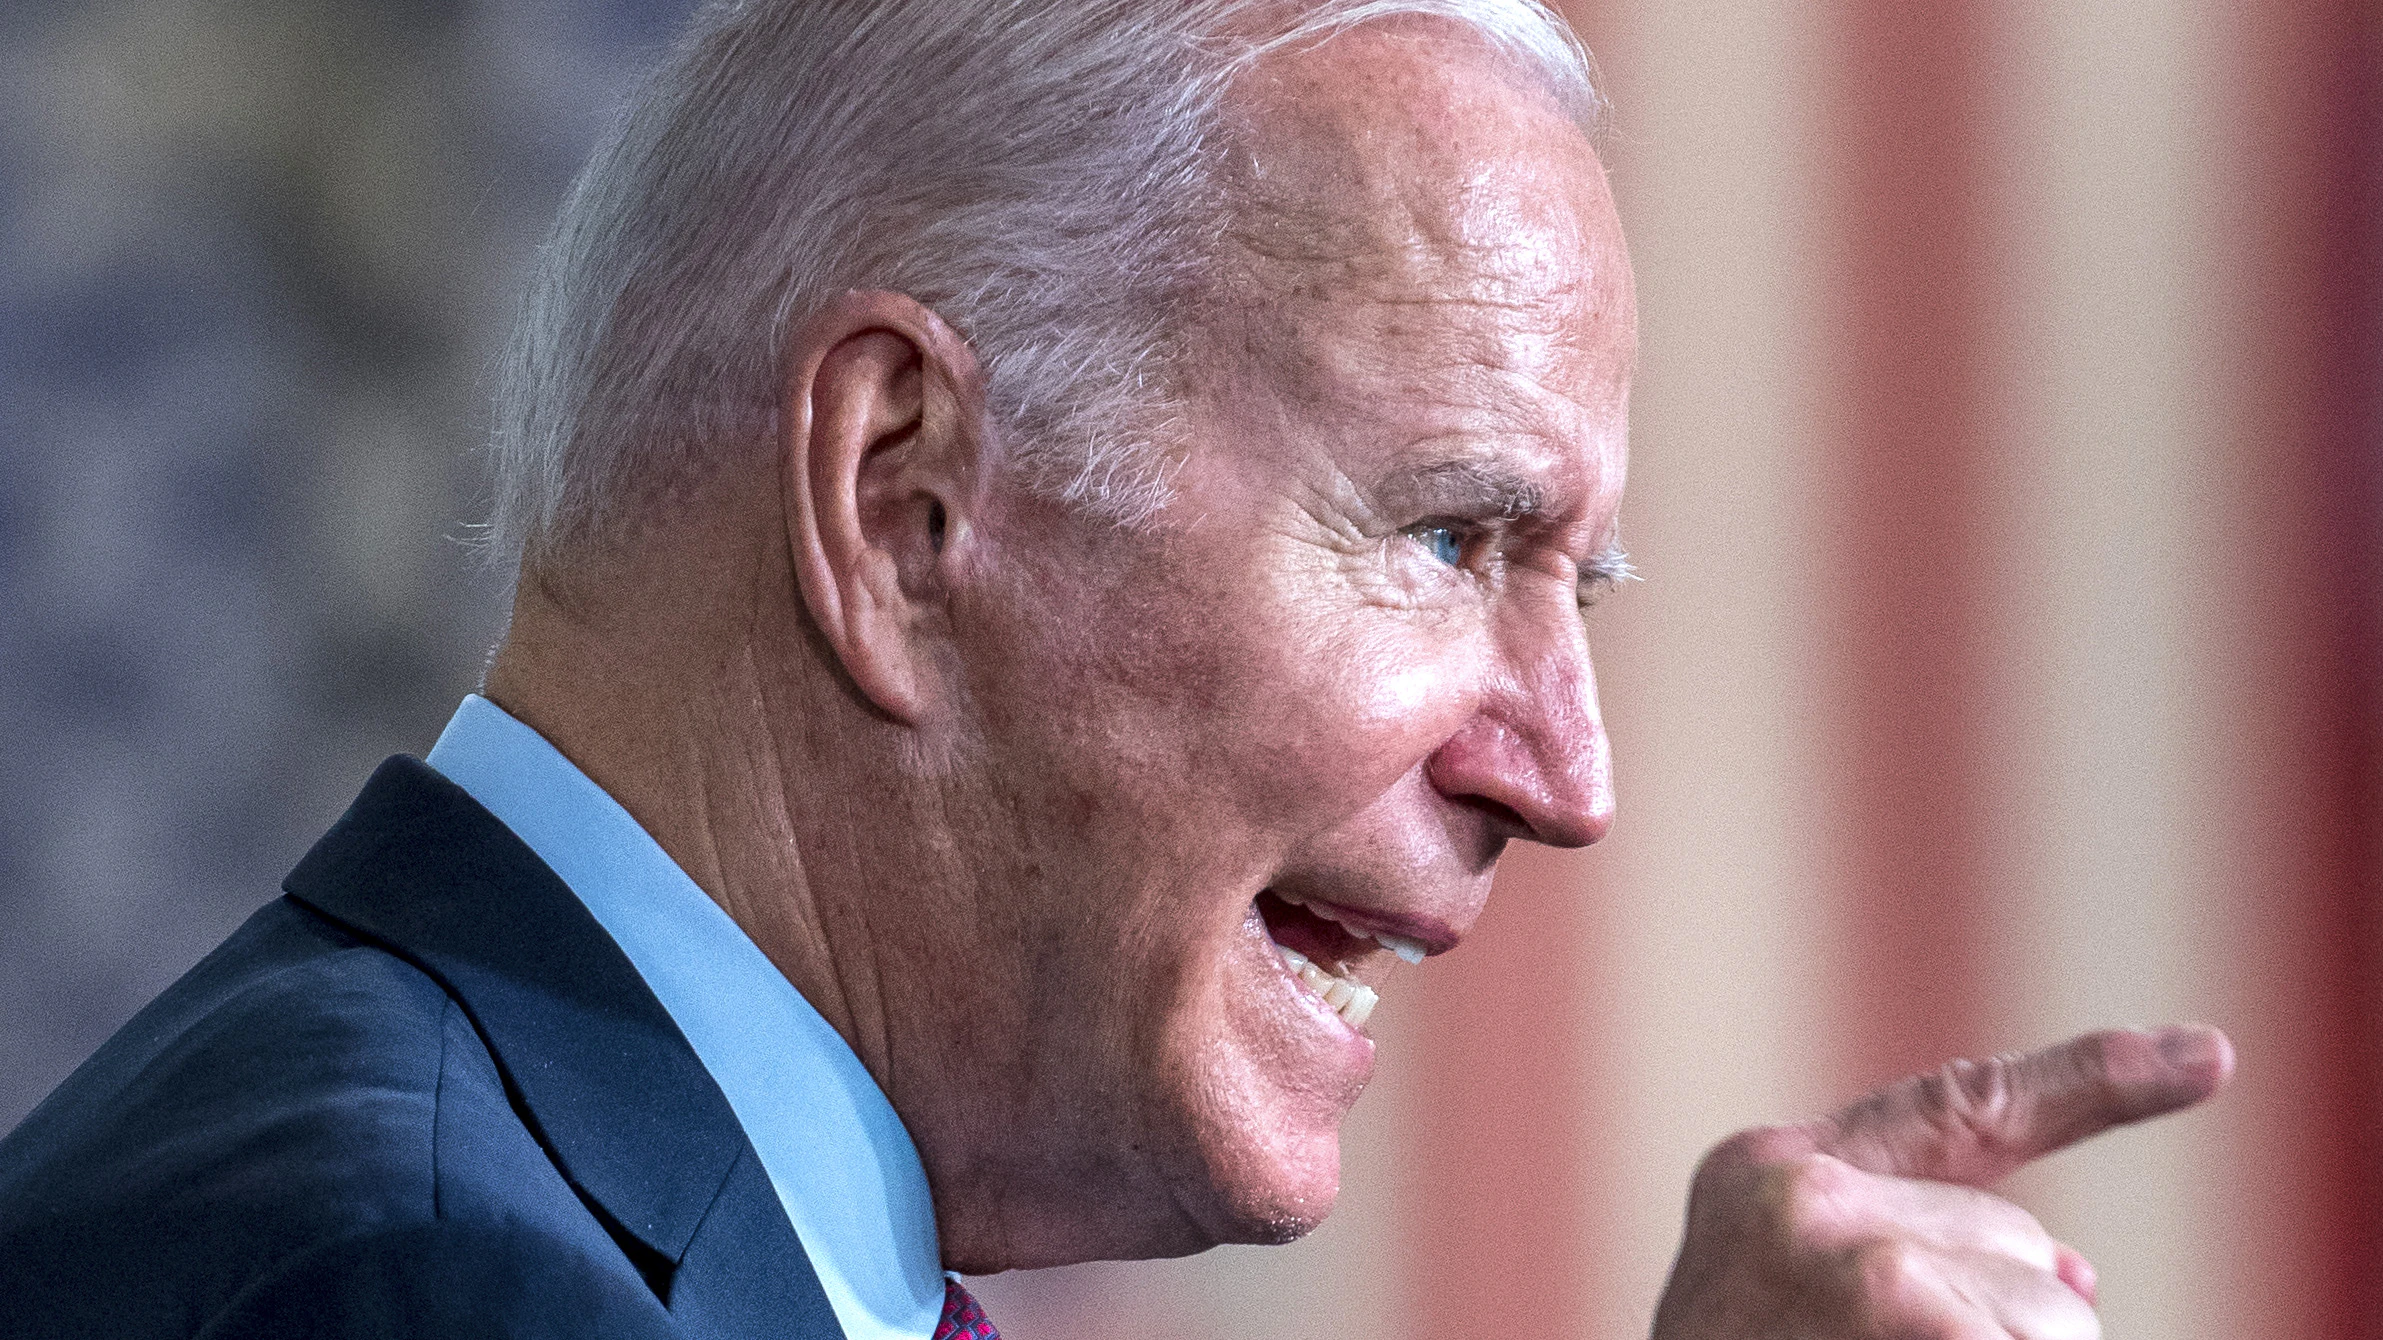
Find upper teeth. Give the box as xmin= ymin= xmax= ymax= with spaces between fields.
xmin=1274 ymin=945 xmax=1378 ymax=1028
xmin=1304 ymin=903 xmax=1432 ymax=965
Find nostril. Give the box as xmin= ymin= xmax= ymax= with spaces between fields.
xmin=1453 ymin=793 xmax=1532 ymax=839
xmin=1424 ymin=710 xmax=1611 ymax=849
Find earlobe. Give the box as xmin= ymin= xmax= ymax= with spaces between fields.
xmin=779 ymin=292 xmax=985 ymax=726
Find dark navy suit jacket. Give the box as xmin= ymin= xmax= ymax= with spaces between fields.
xmin=0 ymin=758 xmax=846 ymax=1339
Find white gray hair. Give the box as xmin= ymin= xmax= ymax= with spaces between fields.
xmin=488 ymin=0 xmax=1598 ymax=569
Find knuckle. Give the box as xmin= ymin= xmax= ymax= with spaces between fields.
xmin=1773 ymin=1153 xmax=1862 ymax=1244
xmin=1710 ymin=1123 xmax=1809 ymax=1170
xmin=1839 ymin=1242 xmax=2001 ymax=1340
xmin=1848 ymin=1236 xmax=1932 ymax=1310
xmin=1692 ymin=1129 xmax=1875 ymax=1253
xmin=1911 ymin=1056 xmax=2022 ymax=1161
xmin=1840 ymin=1238 xmax=1975 ymax=1340
xmin=1693 ymin=1124 xmax=1806 ymax=1194
xmin=1944 ymin=1056 xmax=2016 ymax=1127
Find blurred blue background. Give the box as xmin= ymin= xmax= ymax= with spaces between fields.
xmin=0 ymin=0 xmax=700 ymax=1125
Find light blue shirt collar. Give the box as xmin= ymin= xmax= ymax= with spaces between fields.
xmin=427 ymin=694 xmax=945 ymax=1340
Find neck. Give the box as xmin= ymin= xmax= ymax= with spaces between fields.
xmin=482 ymin=548 xmax=903 ymax=1077
xmin=480 ymin=540 xmax=1163 ymax=1273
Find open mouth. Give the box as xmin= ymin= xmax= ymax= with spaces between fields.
xmin=1255 ymin=889 xmax=1431 ymax=1031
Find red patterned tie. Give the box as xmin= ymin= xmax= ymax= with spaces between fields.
xmin=934 ymin=1278 xmax=1000 ymax=1340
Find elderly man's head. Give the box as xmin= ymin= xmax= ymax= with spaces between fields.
xmin=483 ymin=0 xmax=1633 ymax=1273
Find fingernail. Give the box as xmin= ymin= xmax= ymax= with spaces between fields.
xmin=2155 ymin=1025 xmax=2226 ymax=1077
xmin=2055 ymin=1243 xmax=2098 ymax=1306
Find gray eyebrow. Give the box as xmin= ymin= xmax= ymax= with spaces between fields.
xmin=1582 ymin=542 xmax=1638 ymax=586
xmin=1395 ymin=459 xmax=1548 ymax=520
xmin=1374 ymin=457 xmax=1636 ymax=597
xmin=1578 ymin=541 xmax=1639 ymax=609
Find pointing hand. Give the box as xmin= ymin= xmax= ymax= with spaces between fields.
xmin=1650 ymin=1025 xmax=2233 ymax=1340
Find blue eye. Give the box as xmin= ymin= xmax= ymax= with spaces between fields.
xmin=1413 ymin=524 xmax=1464 ymax=566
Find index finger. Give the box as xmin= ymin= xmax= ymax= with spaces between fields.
xmin=1808 ymin=1024 xmax=2234 ymax=1186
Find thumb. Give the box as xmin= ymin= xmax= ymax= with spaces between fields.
xmin=1806 ymin=1024 xmax=2234 ymax=1186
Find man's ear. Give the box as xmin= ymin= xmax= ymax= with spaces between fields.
xmin=780 ymin=290 xmax=986 ymax=724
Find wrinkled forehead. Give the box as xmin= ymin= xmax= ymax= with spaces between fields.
xmin=1194 ymin=20 xmax=1633 ymax=504
xmin=1228 ymin=24 xmax=1623 ymax=291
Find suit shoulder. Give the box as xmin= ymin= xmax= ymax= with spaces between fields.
xmin=0 ymin=897 xmax=481 ymax=1335
xmin=2 ymin=894 xmax=454 ymax=1195
xmin=187 ymin=1215 xmax=677 ymax=1340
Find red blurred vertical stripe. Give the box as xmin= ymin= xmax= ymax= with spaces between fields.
xmin=1817 ymin=1 xmax=2000 ymax=1086
xmin=2223 ymin=2 xmax=2383 ymax=1337
xmin=2343 ymin=0 xmax=2383 ymax=1324
xmin=2311 ymin=0 xmax=2383 ymax=1328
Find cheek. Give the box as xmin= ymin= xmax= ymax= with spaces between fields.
xmin=963 ymin=517 xmax=1495 ymax=875
xmin=1363 ymin=659 xmax=1452 ymax=733
xmin=1220 ymin=613 xmax=1484 ymax=824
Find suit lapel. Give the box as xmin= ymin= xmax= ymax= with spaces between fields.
xmin=284 ymin=756 xmax=844 ymax=1339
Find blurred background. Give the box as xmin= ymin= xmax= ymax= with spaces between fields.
xmin=2 ymin=1 xmax=2374 ymax=1337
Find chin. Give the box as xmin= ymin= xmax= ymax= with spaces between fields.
xmin=1229 ymin=1198 xmax=1336 ymax=1249
xmin=1174 ymin=1093 xmax=1351 ymax=1252
xmin=1116 ymin=1169 xmax=1336 ymax=1263
xmin=1212 ymin=1160 xmax=1341 ymax=1249
xmin=1085 ymin=1056 xmax=1354 ymax=1261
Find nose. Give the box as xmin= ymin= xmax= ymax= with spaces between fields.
xmin=1423 ymin=629 xmax=1614 ymax=849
